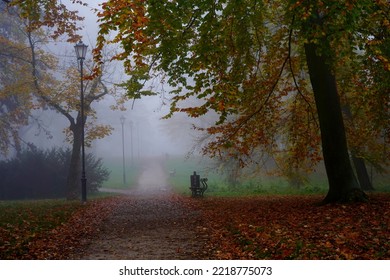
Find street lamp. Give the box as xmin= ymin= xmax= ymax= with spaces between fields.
xmin=74 ymin=40 xmax=88 ymax=202
xmin=137 ymin=122 xmax=140 ymax=161
xmin=129 ymin=120 xmax=134 ymax=166
xmin=120 ymin=116 xmax=126 ymax=185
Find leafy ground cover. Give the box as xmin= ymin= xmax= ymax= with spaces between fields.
xmin=1 ymin=193 xmax=389 ymax=260
xmin=186 ymin=193 xmax=390 ymax=259
xmin=0 ymin=197 xmax=119 ymax=259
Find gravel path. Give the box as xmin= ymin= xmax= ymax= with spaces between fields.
xmin=73 ymin=159 xmax=208 ymax=260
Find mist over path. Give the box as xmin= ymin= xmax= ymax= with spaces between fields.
xmin=100 ymin=157 xmax=171 ymax=196
xmin=74 ymin=158 xmax=207 ymax=259
xmin=133 ymin=157 xmax=171 ymax=195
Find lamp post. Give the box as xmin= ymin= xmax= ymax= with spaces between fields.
xmin=137 ymin=122 xmax=140 ymax=161
xmin=129 ymin=120 xmax=134 ymax=166
xmin=74 ymin=40 xmax=88 ymax=203
xmin=120 ymin=116 xmax=126 ymax=185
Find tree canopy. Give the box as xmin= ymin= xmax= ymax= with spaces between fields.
xmin=92 ymin=0 xmax=389 ymax=202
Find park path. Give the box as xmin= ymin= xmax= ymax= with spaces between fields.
xmin=73 ymin=158 xmax=208 ymax=260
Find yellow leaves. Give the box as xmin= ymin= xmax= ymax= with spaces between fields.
xmin=217 ymin=100 xmax=225 ymax=111
xmin=11 ymin=0 xmax=83 ymax=42
xmin=383 ymin=18 xmax=390 ymax=29
xmin=94 ymin=0 xmax=153 ymax=78
xmin=85 ymin=124 xmax=113 ymax=146
xmin=375 ymin=54 xmax=390 ymax=72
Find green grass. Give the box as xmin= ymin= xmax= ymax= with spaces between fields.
xmin=165 ymin=156 xmax=220 ymax=195
xmin=101 ymin=157 xmax=140 ymax=189
xmin=164 ymin=155 xmax=390 ymax=196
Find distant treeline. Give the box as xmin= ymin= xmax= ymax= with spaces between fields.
xmin=0 ymin=146 xmax=109 ymax=200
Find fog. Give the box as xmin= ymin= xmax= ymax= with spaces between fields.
xmin=92 ymin=96 xmax=197 ymax=159
xmin=16 ymin=1 xmax=205 ymax=167
xmin=23 ymin=97 xmax=195 ymax=154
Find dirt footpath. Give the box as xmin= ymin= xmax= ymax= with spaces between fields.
xmin=73 ymin=159 xmax=208 ymax=260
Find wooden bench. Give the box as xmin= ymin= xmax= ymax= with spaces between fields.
xmin=190 ymin=171 xmax=208 ymax=197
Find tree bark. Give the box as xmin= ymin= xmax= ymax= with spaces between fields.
xmin=304 ymin=42 xmax=367 ymax=203
xmin=351 ymin=154 xmax=374 ymax=191
xmin=341 ymin=104 xmax=374 ymax=191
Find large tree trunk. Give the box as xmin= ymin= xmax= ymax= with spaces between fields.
xmin=304 ymin=42 xmax=367 ymax=203
xmin=66 ymin=122 xmax=82 ymax=200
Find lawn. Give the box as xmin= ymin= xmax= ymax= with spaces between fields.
xmin=101 ymin=157 xmax=141 ymax=189
xmin=165 ymin=155 xmax=390 ymax=196
xmin=164 ymin=156 xmax=330 ymax=196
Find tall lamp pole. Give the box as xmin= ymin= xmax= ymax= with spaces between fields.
xmin=120 ymin=116 xmax=126 ymax=185
xmin=74 ymin=40 xmax=88 ymax=203
xmin=130 ymin=120 xmax=134 ymax=166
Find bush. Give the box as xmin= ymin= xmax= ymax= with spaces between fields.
xmin=0 ymin=145 xmax=109 ymax=200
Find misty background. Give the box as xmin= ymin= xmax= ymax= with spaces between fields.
xmin=17 ymin=1 xmax=199 ymax=165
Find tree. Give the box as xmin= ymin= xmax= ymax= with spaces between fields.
xmin=25 ymin=27 xmax=123 ymax=200
xmin=1 ymin=2 xmax=127 ymax=199
xmin=0 ymin=2 xmax=33 ymax=155
xmin=93 ymin=0 xmax=389 ymax=203
xmin=1 ymin=0 xmax=83 ymax=155
xmin=304 ymin=38 xmax=362 ymax=202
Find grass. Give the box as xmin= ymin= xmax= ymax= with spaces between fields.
xmin=165 ymin=156 xmax=330 ymax=196
xmin=92 ymin=153 xmax=390 ymax=196
xmin=101 ymin=157 xmax=141 ymax=189
xmin=165 ymin=155 xmax=390 ymax=197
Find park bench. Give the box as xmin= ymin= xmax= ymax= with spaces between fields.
xmin=190 ymin=171 xmax=208 ymax=197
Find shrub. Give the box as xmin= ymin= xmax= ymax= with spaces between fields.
xmin=0 ymin=145 xmax=109 ymax=200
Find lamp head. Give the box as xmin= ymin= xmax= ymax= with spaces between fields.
xmin=74 ymin=40 xmax=88 ymax=60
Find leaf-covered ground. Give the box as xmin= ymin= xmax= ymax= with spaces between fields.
xmin=1 ymin=193 xmax=389 ymax=259
xmin=0 ymin=198 xmax=119 ymax=259
xmin=187 ymin=193 xmax=390 ymax=260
